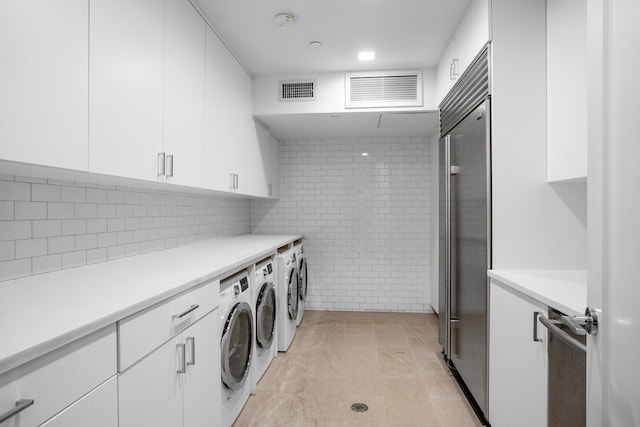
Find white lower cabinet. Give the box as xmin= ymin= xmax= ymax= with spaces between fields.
xmin=40 ymin=376 xmax=117 ymax=427
xmin=0 ymin=326 xmax=117 ymax=427
xmin=489 ymin=279 xmax=548 ymax=427
xmin=118 ymin=309 xmax=220 ymax=427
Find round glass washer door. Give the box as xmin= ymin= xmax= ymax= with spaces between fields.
xmin=255 ymin=282 xmax=276 ymax=349
xmin=299 ymin=258 xmax=308 ymax=301
xmin=220 ymin=301 xmax=253 ymax=391
xmin=288 ymin=269 xmax=299 ymax=320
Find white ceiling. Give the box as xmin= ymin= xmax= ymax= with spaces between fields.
xmin=194 ymin=0 xmax=472 ymax=76
xmin=193 ymin=0 xmax=468 ymax=139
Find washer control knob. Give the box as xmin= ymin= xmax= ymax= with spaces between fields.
xmin=233 ymin=284 xmax=240 ymax=295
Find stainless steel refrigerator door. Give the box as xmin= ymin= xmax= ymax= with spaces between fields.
xmin=438 ymin=135 xmax=450 ymax=354
xmin=449 ymin=101 xmax=490 ymax=415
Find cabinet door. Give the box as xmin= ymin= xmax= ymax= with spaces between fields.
xmin=183 ymin=311 xmax=220 ymax=427
xmin=163 ymin=0 xmax=206 ymax=188
xmin=489 ymin=280 xmax=548 ymax=427
xmin=204 ymin=26 xmax=254 ymax=194
xmin=0 ymin=0 xmax=88 ymax=171
xmin=40 ymin=376 xmax=118 ymax=427
xmin=88 ymin=0 xmax=164 ymax=182
xmin=546 ymin=0 xmax=587 ymax=182
xmin=118 ymin=335 xmax=183 ymax=427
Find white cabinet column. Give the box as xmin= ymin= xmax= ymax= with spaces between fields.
xmin=163 ymin=0 xmax=206 ymax=188
xmin=88 ymin=0 xmax=164 ymax=182
xmin=0 ymin=0 xmax=88 ymax=171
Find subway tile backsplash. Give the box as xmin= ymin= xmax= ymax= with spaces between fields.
xmin=251 ymin=136 xmax=432 ymax=313
xmin=0 ymin=175 xmax=250 ymax=282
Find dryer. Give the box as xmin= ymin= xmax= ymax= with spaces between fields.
xmin=276 ymin=246 xmax=299 ymax=352
xmin=251 ymin=257 xmax=277 ymax=391
xmin=293 ymin=241 xmax=308 ymax=327
xmin=219 ymin=271 xmax=253 ymax=427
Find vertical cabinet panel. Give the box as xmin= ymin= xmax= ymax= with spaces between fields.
xmin=268 ymin=135 xmax=280 ymax=199
xmin=0 ymin=0 xmax=88 ymax=171
xmin=204 ymin=26 xmax=234 ymax=193
xmin=182 ymin=312 xmax=220 ymax=427
xmin=489 ymin=280 xmax=548 ymax=427
xmin=118 ymin=334 xmax=184 ymax=427
xmin=163 ymin=0 xmax=206 ymax=188
xmin=546 ymin=0 xmax=587 ymax=182
xmin=89 ymin=0 xmax=164 ymax=181
xmin=205 ymin=26 xmax=263 ymax=195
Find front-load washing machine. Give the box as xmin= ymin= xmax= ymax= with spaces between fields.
xmin=293 ymin=241 xmax=308 ymax=327
xmin=220 ymin=270 xmax=253 ymax=427
xmin=251 ymin=257 xmax=277 ymax=391
xmin=276 ymin=246 xmax=299 ymax=352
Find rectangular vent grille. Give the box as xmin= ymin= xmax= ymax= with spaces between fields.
xmin=279 ymin=80 xmax=317 ymax=102
xmin=346 ymin=71 xmax=422 ymax=108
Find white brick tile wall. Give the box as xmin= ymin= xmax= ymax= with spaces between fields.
xmin=33 ymin=254 xmax=61 ymax=275
xmin=0 ymin=241 xmax=14 ymax=261
xmin=251 ymin=136 xmax=432 ymax=313
xmin=15 ymin=238 xmax=47 ymax=258
xmin=0 ymin=175 xmax=251 ymax=282
xmin=0 ymin=258 xmax=31 ymax=281
xmin=0 ymin=201 xmax=13 ymax=220
xmin=33 ymin=220 xmax=62 ymax=238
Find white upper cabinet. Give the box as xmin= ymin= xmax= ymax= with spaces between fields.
xmin=436 ymin=0 xmax=490 ymax=104
xmin=163 ymin=0 xmax=206 ymax=188
xmin=205 ymin=26 xmax=269 ymax=197
xmin=546 ymin=0 xmax=587 ymax=182
xmin=0 ymin=0 xmax=88 ymax=171
xmin=89 ymin=0 xmax=164 ymax=182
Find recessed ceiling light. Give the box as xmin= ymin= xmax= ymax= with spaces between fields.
xmin=274 ymin=13 xmax=295 ymax=27
xmin=358 ymin=51 xmax=375 ymax=61
xmin=309 ymin=41 xmax=322 ymax=48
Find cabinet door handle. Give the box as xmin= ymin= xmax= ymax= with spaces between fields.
xmin=173 ymin=304 xmax=199 ymax=320
xmin=166 ymin=154 xmax=174 ymax=177
xmin=533 ymin=311 xmax=542 ymax=342
xmin=158 ymin=152 xmax=166 ymax=176
xmin=177 ymin=343 xmax=186 ymax=373
xmin=230 ymin=173 xmax=235 ymax=190
xmin=234 ymin=173 xmax=238 ymax=189
xmin=186 ymin=337 xmax=196 ymax=366
xmin=0 ymin=399 xmax=35 ymax=423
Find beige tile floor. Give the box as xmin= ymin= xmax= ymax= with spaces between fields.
xmin=234 ymin=310 xmax=483 ymax=427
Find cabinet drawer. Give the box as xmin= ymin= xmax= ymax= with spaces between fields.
xmin=40 ymin=376 xmax=117 ymax=427
xmin=118 ymin=279 xmax=219 ymax=371
xmin=0 ymin=325 xmax=116 ymax=427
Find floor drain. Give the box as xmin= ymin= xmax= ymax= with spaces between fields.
xmin=351 ymin=403 xmax=369 ymax=413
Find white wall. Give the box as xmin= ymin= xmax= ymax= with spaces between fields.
xmin=251 ymin=136 xmax=432 ymax=312
xmin=491 ymin=0 xmax=587 ymax=269
xmin=253 ymin=69 xmax=438 ymax=115
xmin=0 ymin=174 xmax=250 ymax=282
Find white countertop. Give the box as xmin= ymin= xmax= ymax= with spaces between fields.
xmin=488 ymin=270 xmax=587 ymax=317
xmin=0 ymin=233 xmax=302 ymax=375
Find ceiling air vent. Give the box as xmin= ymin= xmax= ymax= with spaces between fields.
xmin=346 ymin=71 xmax=423 ymax=109
xmin=278 ymin=80 xmax=317 ymax=102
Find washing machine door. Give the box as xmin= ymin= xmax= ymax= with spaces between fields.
xmin=256 ymin=282 xmax=276 ymax=349
xmin=287 ymin=269 xmax=299 ymax=320
xmin=220 ymin=301 xmax=253 ymax=391
xmin=298 ymin=258 xmax=308 ymax=301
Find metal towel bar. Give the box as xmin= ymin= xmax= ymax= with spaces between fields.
xmin=539 ymin=315 xmax=587 ymax=353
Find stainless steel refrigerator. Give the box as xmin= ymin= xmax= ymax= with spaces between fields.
xmin=438 ymin=45 xmax=491 ymax=422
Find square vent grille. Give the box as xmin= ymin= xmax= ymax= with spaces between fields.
xmin=279 ymin=80 xmax=317 ymax=102
xmin=346 ymin=71 xmax=423 ymax=108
